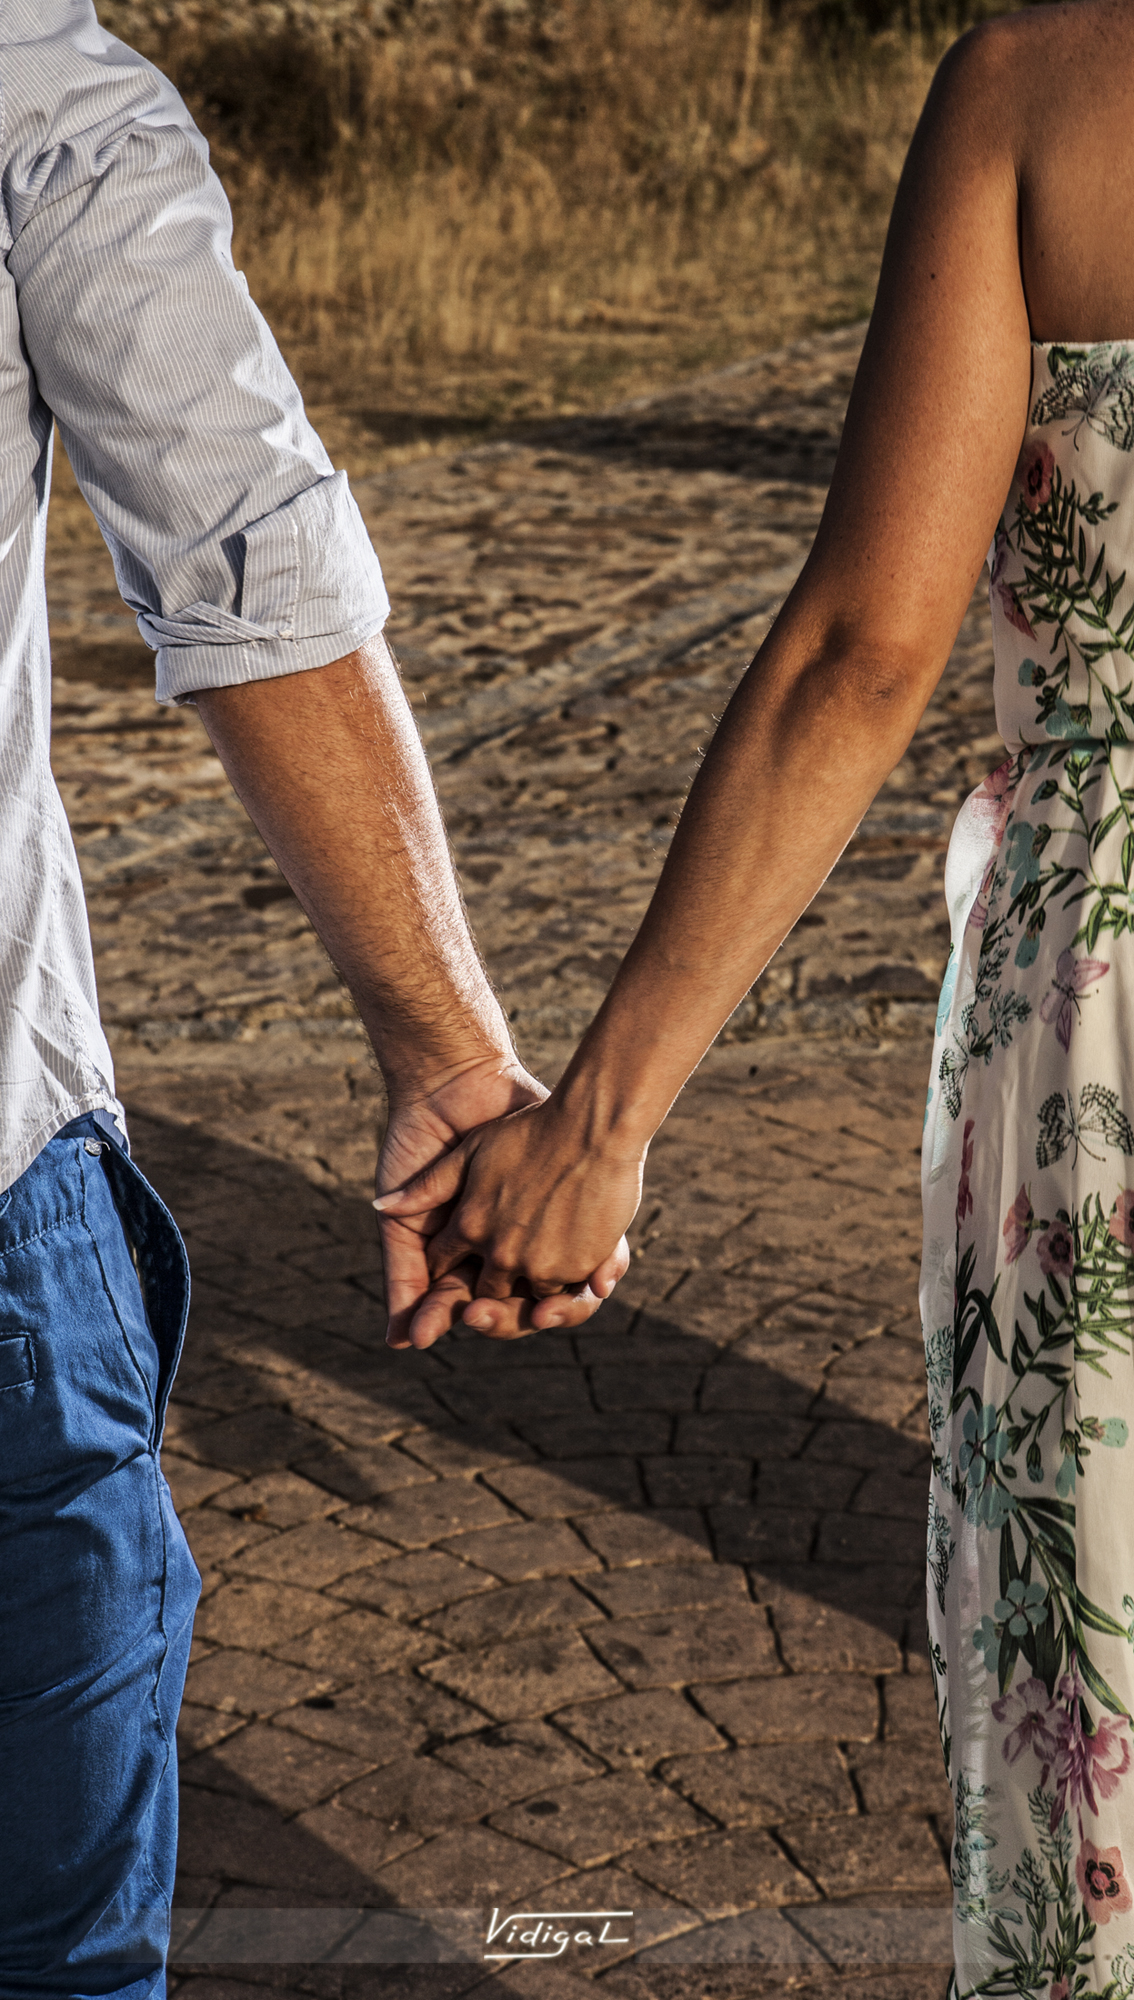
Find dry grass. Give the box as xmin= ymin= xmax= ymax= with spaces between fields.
xmin=101 ymin=0 xmax=959 ymax=426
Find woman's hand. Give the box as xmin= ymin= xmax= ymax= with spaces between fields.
xmin=374 ymin=1095 xmax=637 ymax=1349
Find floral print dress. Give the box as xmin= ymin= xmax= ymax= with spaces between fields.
xmin=924 ymin=342 xmax=1134 ymax=1997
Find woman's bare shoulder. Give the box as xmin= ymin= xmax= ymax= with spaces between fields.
xmin=933 ymin=0 xmax=1134 ymax=148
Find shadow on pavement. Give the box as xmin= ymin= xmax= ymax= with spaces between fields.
xmin=126 ymin=1104 xmax=942 ymax=1991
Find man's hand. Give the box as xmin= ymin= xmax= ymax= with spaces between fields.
xmin=377 ymin=1054 xmax=545 ymax=1349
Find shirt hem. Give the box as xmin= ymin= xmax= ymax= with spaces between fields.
xmin=0 ymin=1091 xmax=129 ymax=1198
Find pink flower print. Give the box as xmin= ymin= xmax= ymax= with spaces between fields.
xmin=1109 ymin=1189 xmax=1134 ymax=1249
xmin=957 ymin=1119 xmax=975 ymax=1232
xmin=971 ymin=759 xmax=1018 ymax=844
xmin=1016 ymin=439 xmax=1055 ymax=511
xmin=1039 ymin=949 xmax=1110 ymax=1052
xmin=1051 ymin=1983 xmax=1070 ymax=2000
xmin=967 ymin=858 xmax=995 ymax=933
xmin=988 ymin=540 xmax=1037 ymax=635
xmin=1050 ymin=1675 xmax=1132 ymax=1830
xmin=1037 ymin=1221 xmax=1074 ymax=1277
xmin=1077 ymin=1839 xmax=1134 ymax=1924
xmin=992 ymin=1676 xmax=1062 ymax=1783
xmin=1002 ymin=1185 xmax=1034 ymax=1264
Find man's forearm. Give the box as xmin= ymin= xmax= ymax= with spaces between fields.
xmin=194 ymin=636 xmax=514 ymax=1103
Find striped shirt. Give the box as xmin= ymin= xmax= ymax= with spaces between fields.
xmin=0 ymin=0 xmax=389 ymax=1192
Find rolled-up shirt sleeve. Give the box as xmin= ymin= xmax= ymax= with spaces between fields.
xmin=3 ymin=16 xmax=389 ymax=703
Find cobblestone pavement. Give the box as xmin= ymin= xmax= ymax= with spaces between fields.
xmin=43 ymin=324 xmax=1006 ymax=1998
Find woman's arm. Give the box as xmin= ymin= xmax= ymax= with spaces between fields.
xmin=377 ymin=21 xmax=1035 ymax=1345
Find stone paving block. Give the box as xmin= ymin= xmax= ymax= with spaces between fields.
xmin=673 ymin=1414 xmax=812 ymax=1458
xmin=573 ymin=1325 xmax=708 ymax=1369
xmin=555 ymin=1689 xmax=724 ymax=1767
xmin=193 ymin=1580 xmax=330 ymax=1648
xmin=208 ymin=1470 xmax=342 ymax=1527
xmin=294 ymin=1443 xmax=439 ymax=1503
xmin=336 ymin=1753 xmax=491 ymax=1843
xmin=395 ymin=1426 xmax=539 ymax=1476
xmin=229 ymin=1519 xmax=390 ymax=1588
xmin=802 ymin=1421 xmax=927 ymax=1474
xmin=349 ymin=1481 xmax=516 ymax=1550
xmin=439 ymin=1328 xmax=582 ymax=1373
xmin=761 ymin=1586 xmax=903 ymax=1675
xmin=423 ymin=1631 xmax=621 ymax=1719
xmin=183 ymin=1649 xmax=330 ymax=1718
xmin=581 ymin=1563 xmax=750 ymax=1621
xmin=628 ymin=1826 xmax=819 ymax=1914
xmin=442 ymin=1519 xmax=602 ymax=1581
xmin=589 ymin=1366 xmax=703 ymax=1413
xmin=853 ymin=1468 xmax=932 ymax=1520
xmin=490 ymin=1773 xmax=708 ymax=1867
xmin=425 ymin=1578 xmax=600 ymax=1649
xmin=662 ymin=1273 xmax=775 ymax=1341
xmin=662 ymin=1743 xmax=857 ymax=1828
xmin=373 ymin=1824 xmax=566 ymax=1903
xmin=333 ymin=1550 xmax=495 ymax=1619
xmin=883 ymin=1676 xmax=940 ymax=1738
xmin=642 ymin=1458 xmax=751 ymax=1508
xmin=273 ymin=1676 xmax=481 ymax=1761
xmin=696 ymin=1368 xmax=817 ymax=1422
xmin=517 ymin=1414 xmax=673 ymax=1458
xmin=815 ymin=1514 xmax=926 ymax=1569
xmin=176 ymin=1786 xmax=376 ymax=1900
xmin=176 ymin=1702 xmax=243 ymax=1755
xmin=162 ymin=1453 xmax=241 ymax=1511
xmin=692 ymin=1674 xmax=879 ymax=1747
xmin=175 ymin=1406 xmax=330 ymax=1476
xmin=434 ymin=1372 xmax=594 ymax=1424
xmin=436 ymin=1719 xmax=604 ymax=1803
xmin=483 ymin=1459 xmax=643 ymax=1518
xmin=180 ymin=1512 xmax=277 ymax=1572
xmin=755 ymin=1461 xmax=862 ymax=1511
xmin=579 ymin=1508 xmax=713 ymax=1569
xmin=827 ymin=1338 xmax=926 ymax=1383
xmin=183 ymin=1720 xmax=370 ymax=1813
xmin=849 ymin=1740 xmax=953 ymax=1821
xmin=587 ymin=1604 xmax=779 ymax=1688
xmin=816 ymin=1377 xmax=926 ymax=1427
xmin=779 ymin=1815 xmax=949 ymax=1899
xmin=273 ymin=1608 xmax=447 ymax=1677
xmin=709 ymin=1504 xmax=814 ymax=1566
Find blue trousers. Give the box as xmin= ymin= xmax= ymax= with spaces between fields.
xmin=0 ymin=1118 xmax=198 ymax=1999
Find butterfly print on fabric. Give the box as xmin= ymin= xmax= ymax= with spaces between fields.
xmin=1038 ymin=949 xmax=1110 ymax=1051
xmin=1031 ymin=343 xmax=1134 ymax=452
xmin=1035 ymin=1083 xmax=1134 ymax=1169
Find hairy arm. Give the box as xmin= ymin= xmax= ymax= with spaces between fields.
xmin=195 ymin=638 xmax=626 ymax=1344
xmin=375 ymin=25 xmax=1035 ymax=1339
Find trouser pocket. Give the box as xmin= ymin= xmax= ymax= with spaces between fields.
xmin=96 ymin=1139 xmax=190 ymax=1444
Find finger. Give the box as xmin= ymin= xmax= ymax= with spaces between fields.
xmin=379 ymin=1215 xmax=439 ymax=1348
xmin=404 ymin=1261 xmax=479 ymax=1350
xmin=530 ymin=1284 xmax=606 ymax=1331
xmin=461 ymin=1295 xmax=538 ymax=1340
xmin=473 ymin=1262 xmax=526 ymax=1301
xmin=591 ymin=1234 xmax=631 ymax=1298
xmin=373 ymin=1141 xmax=471 ymax=1219
xmin=426 ymin=1217 xmax=483 ymax=1282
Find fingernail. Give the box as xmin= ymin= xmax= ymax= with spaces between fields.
xmin=544 ymin=1313 xmax=564 ymax=1327
xmin=371 ymin=1196 xmax=391 ymax=1213
xmin=467 ymin=1312 xmax=492 ymax=1331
